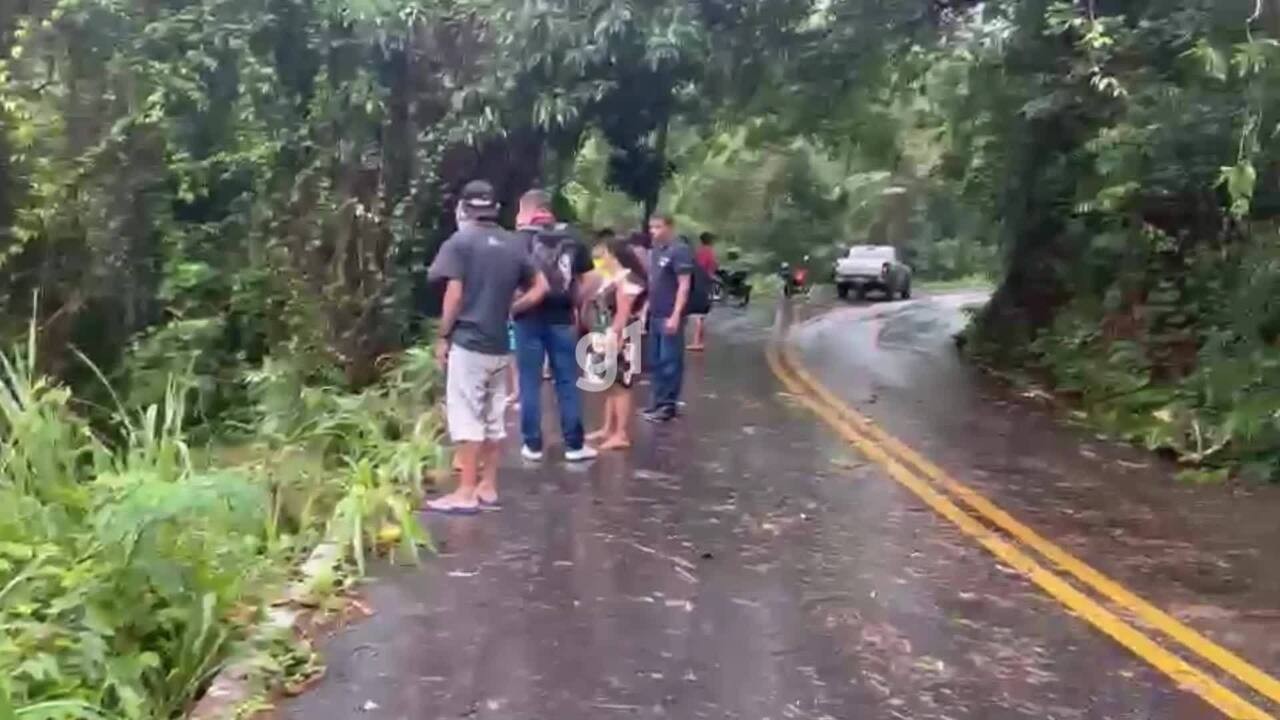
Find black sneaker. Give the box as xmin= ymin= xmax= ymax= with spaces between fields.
xmin=643 ymin=406 xmax=677 ymax=423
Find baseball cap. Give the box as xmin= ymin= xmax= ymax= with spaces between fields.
xmin=459 ymin=180 xmax=499 ymax=215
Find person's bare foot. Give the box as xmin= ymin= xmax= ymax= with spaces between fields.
xmin=434 ymin=489 xmax=476 ymax=503
xmin=599 ymin=435 xmax=631 ymax=450
xmin=424 ymin=491 xmax=479 ymax=514
xmin=587 ymin=428 xmax=611 ymax=442
xmin=475 ymin=487 xmax=499 ymax=507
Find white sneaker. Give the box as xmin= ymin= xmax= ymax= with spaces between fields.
xmin=521 ymin=445 xmax=544 ymax=461
xmin=564 ymin=446 xmax=599 ymax=462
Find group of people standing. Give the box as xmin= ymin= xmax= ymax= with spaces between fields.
xmin=424 ymin=179 xmax=713 ymax=515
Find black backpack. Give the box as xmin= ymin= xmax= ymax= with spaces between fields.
xmin=522 ymin=224 xmax=577 ymax=305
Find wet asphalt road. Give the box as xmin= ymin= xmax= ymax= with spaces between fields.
xmin=791 ymin=290 xmax=1280 ymax=686
xmin=281 ymin=294 xmax=1270 ymax=720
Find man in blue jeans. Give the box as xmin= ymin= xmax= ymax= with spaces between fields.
xmin=513 ymin=189 xmax=598 ymax=462
xmin=643 ymin=213 xmax=693 ymax=423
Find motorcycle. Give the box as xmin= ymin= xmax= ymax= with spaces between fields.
xmin=712 ymin=267 xmax=752 ymax=307
xmin=780 ymin=255 xmax=812 ymax=298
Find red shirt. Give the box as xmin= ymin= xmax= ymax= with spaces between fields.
xmin=695 ymin=245 xmax=718 ymax=275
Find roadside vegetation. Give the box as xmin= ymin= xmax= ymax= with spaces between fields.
xmin=2 ymin=0 xmax=1278 ymax=715
xmin=0 ymin=315 xmax=441 ymax=718
xmin=565 ymin=129 xmax=1001 ymax=282
xmin=922 ymin=2 xmax=1280 ymax=482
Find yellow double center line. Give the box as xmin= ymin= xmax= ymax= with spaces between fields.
xmin=766 ymin=335 xmax=1279 ymax=719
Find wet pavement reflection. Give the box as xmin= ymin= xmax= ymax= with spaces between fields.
xmin=283 ymin=302 xmax=1220 ymax=720
xmin=792 ymin=290 xmax=1280 ymax=686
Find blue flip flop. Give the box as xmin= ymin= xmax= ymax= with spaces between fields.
xmin=423 ymin=500 xmax=481 ymax=516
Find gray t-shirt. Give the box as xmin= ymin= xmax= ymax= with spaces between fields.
xmin=429 ymin=222 xmax=537 ymax=355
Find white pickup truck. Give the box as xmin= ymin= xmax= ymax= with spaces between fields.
xmin=833 ymin=245 xmax=912 ymax=301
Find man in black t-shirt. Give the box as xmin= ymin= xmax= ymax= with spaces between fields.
xmin=512 ymin=189 xmax=597 ymax=462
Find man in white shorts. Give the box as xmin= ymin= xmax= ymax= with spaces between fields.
xmin=427 ymin=180 xmax=548 ymax=514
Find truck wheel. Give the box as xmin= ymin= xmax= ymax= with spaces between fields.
xmin=855 ymin=287 xmax=867 ymax=301
xmin=837 ymin=284 xmax=850 ymax=300
xmin=902 ymin=281 xmax=912 ymax=300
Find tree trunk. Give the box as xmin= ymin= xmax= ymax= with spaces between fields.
xmin=643 ymin=112 xmax=671 ymax=224
xmin=970 ymin=0 xmax=1094 ymax=359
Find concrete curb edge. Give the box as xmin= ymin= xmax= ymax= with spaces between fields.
xmin=188 ymin=541 xmax=344 ymax=719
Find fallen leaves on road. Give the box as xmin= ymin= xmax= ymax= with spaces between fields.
xmin=283 ymin=666 xmax=326 ymax=697
xmin=831 ymin=456 xmax=866 ymax=470
xmin=1170 ymin=603 xmax=1238 ymax=622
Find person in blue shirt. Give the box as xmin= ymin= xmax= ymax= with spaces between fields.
xmin=642 ymin=213 xmax=693 ymax=423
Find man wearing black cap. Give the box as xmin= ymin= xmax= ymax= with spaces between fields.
xmin=426 ymin=180 xmax=549 ymax=514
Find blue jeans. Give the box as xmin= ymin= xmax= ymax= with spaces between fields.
xmin=514 ymin=319 xmax=585 ymax=452
xmin=648 ymin=316 xmax=685 ymax=411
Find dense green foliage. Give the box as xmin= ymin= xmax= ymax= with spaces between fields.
xmin=0 ymin=0 xmax=476 ymax=390
xmin=0 ymin=324 xmax=439 ymax=717
xmin=4 ymin=0 xmax=1280 ymax=713
xmin=915 ymin=1 xmax=1280 ymax=478
xmin=566 ymin=124 xmax=998 ymax=279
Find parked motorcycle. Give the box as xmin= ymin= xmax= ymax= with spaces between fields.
xmin=780 ymin=255 xmax=812 ymax=298
xmin=713 ymin=268 xmax=752 ymax=307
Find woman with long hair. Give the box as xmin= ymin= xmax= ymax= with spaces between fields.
xmin=586 ymin=239 xmax=648 ymax=450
